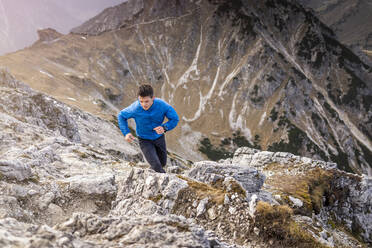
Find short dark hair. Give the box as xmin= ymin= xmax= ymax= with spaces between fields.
xmin=138 ymin=84 xmax=154 ymax=98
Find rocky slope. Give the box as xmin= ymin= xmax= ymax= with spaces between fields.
xmin=1 ymin=68 xmax=371 ymax=247
xmin=0 ymin=0 xmax=371 ymax=175
xmin=297 ymin=0 xmax=372 ymax=60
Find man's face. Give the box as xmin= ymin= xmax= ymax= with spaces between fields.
xmin=138 ymin=95 xmax=154 ymax=110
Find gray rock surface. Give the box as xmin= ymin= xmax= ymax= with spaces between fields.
xmin=186 ymin=160 xmax=265 ymax=194
xmin=0 ymin=160 xmax=33 ymax=181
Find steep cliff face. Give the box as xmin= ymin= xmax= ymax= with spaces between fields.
xmin=0 ymin=68 xmax=371 ymax=247
xmin=0 ymin=0 xmax=371 ymax=175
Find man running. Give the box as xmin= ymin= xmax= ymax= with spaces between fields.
xmin=117 ymin=84 xmax=179 ymax=173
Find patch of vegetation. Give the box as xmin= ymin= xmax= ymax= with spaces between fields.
xmin=269 ymin=107 xmax=279 ymax=122
xmin=324 ymin=101 xmax=339 ymax=120
xmin=342 ymin=67 xmax=367 ymax=109
xmin=317 ymin=92 xmax=324 ymax=100
xmin=268 ymin=119 xmax=327 ymax=161
xmin=292 ymin=67 xmax=306 ymax=80
xmin=277 ymin=113 xmax=290 ymax=127
xmin=253 ymin=135 xmax=261 ymax=149
xmin=177 ymin=175 xmax=245 ymax=205
xmin=165 ymin=221 xmax=190 ymax=232
xmin=358 ymin=124 xmax=372 ymax=142
xmin=311 ymin=112 xmax=322 ymax=124
xmin=28 ymin=174 xmax=41 ymax=184
xmin=267 ymin=75 xmax=276 ymax=82
xmin=72 ymin=149 xmax=89 ymax=159
xmin=306 ymin=141 xmax=329 ymax=162
xmin=149 ymin=194 xmax=163 ymax=203
xmin=329 ymin=146 xmax=353 ymax=173
xmin=213 ymin=0 xmax=256 ymax=38
xmin=250 ymin=85 xmax=263 ymax=104
xmin=96 ymin=99 xmax=108 ymax=109
xmin=254 ymin=201 xmax=328 ymax=248
xmin=327 ymin=83 xmax=342 ymax=105
xmin=198 ymin=137 xmax=233 ymax=161
xmin=268 ymin=123 xmax=302 ymax=156
xmin=297 ymin=29 xmax=324 ymax=68
xmin=290 ymin=108 xmax=296 ymax=117
xmin=104 ymin=88 xmax=122 ymax=103
xmin=268 ymin=168 xmax=333 ymax=215
xmin=323 ymin=34 xmax=370 ymax=70
xmin=199 ymin=131 xmax=261 ymax=161
xmin=362 ymin=95 xmax=372 ymax=112
xmin=232 ymin=130 xmax=251 ymax=147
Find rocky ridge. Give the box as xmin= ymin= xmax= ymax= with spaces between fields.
xmin=0 ymin=69 xmax=371 ymax=247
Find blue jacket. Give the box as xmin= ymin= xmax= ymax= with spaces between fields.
xmin=117 ymin=98 xmax=179 ymax=140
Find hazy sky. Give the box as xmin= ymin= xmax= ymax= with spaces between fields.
xmin=0 ymin=0 xmax=125 ymax=55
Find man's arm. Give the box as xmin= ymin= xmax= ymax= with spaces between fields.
xmin=161 ymin=104 xmax=179 ymax=132
xmin=117 ymin=106 xmax=134 ymax=137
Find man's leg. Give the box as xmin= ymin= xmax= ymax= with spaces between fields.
xmin=139 ymin=138 xmax=165 ymax=173
xmin=154 ymin=135 xmax=167 ymax=168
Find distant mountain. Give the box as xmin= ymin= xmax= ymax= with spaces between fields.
xmin=0 ymin=0 xmax=371 ymax=175
xmin=297 ymin=0 xmax=372 ymax=60
xmin=0 ymin=0 xmax=124 ymax=55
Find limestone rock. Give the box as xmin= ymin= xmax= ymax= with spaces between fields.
xmin=186 ymin=161 xmax=265 ymax=194
xmin=0 ymin=160 xmax=33 ymax=181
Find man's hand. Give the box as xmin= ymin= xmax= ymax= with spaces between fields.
xmin=153 ymin=126 xmax=165 ymax=134
xmin=125 ymin=133 xmax=135 ymax=143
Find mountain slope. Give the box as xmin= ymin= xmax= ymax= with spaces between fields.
xmin=297 ymin=0 xmax=372 ymax=60
xmin=0 ymin=0 xmax=371 ymax=175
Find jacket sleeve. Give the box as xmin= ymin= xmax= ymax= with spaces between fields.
xmin=117 ymin=105 xmax=134 ymax=136
xmin=162 ymin=104 xmax=179 ymax=132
